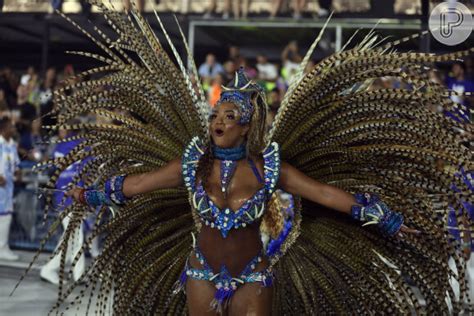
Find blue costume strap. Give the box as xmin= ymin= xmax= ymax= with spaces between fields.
xmin=351 ymin=192 xmax=404 ymax=237
xmin=174 ymin=245 xmax=273 ymax=312
xmin=182 ymin=137 xmax=205 ymax=193
xmin=248 ymin=158 xmax=264 ymax=184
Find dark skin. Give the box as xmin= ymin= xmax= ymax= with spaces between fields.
xmin=69 ymin=102 xmax=419 ymax=315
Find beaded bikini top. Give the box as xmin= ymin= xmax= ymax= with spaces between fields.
xmin=182 ymin=137 xmax=281 ymax=238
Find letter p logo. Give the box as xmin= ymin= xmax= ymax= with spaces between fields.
xmin=429 ymin=2 xmax=472 ymax=46
xmin=440 ymin=8 xmax=464 ymax=38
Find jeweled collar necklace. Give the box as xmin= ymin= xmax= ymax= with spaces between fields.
xmin=212 ymin=143 xmax=246 ymax=161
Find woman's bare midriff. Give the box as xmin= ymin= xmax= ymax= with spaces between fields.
xmin=190 ymin=158 xmax=269 ymax=275
xmin=190 ymin=222 xmax=269 ymax=276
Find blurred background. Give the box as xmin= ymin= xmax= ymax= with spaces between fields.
xmin=0 ymin=0 xmax=472 ymax=314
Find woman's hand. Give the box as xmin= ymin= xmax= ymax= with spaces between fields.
xmin=396 ymin=224 xmax=421 ymax=239
xmin=66 ymin=187 xmax=84 ymax=203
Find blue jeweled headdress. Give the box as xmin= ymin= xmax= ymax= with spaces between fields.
xmin=215 ymin=67 xmax=264 ymax=125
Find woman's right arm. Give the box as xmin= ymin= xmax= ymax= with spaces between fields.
xmin=69 ymin=158 xmax=183 ymax=202
xmin=122 ymin=158 xmax=182 ymax=197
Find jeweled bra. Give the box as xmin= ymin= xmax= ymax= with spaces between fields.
xmin=182 ymin=137 xmax=281 ymax=238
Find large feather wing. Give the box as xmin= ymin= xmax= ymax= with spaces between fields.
xmin=269 ymin=30 xmax=473 ymax=314
xmin=17 ymin=2 xmax=208 ymax=314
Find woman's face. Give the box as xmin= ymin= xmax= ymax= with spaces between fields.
xmin=209 ymin=102 xmax=249 ymax=148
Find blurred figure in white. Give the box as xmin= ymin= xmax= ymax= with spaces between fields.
xmin=0 ymin=117 xmax=20 ymax=261
xmin=256 ymin=54 xmax=278 ymax=82
xmin=40 ymin=127 xmax=88 ymax=285
xmin=281 ymin=41 xmax=302 ymax=85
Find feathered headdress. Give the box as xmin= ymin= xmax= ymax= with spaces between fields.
xmin=215 ymin=67 xmax=264 ymax=124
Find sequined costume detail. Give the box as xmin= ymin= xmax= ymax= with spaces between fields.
xmin=182 ymin=137 xmax=280 ymax=238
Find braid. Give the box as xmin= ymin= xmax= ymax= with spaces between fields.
xmin=246 ymin=92 xmax=268 ymax=158
xmin=261 ymin=192 xmax=285 ymax=239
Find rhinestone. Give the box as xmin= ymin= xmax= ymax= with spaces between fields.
xmin=242 ymin=223 xmax=247 ymax=227
xmin=211 ymin=223 xmax=215 ymax=228
xmin=186 ymin=270 xmax=192 ymax=276
xmin=225 ymin=209 xmax=230 ymax=214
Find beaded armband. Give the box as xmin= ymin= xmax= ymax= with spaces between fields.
xmin=80 ymin=175 xmax=128 ymax=207
xmin=104 ymin=174 xmax=128 ymax=205
xmin=351 ymin=193 xmax=404 ymax=237
xmin=83 ymin=190 xmax=111 ymax=207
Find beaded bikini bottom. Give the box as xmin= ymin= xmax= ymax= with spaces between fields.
xmin=174 ymin=246 xmax=274 ymax=312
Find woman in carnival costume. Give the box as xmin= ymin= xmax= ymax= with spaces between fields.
xmin=21 ymin=1 xmax=473 ymax=314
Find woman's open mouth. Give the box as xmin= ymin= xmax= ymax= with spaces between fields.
xmin=215 ymin=128 xmax=224 ymax=137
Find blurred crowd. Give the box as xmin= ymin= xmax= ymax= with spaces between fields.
xmin=1 ymin=0 xmax=441 ymax=19
xmin=197 ymin=43 xmax=474 ymax=128
xmin=0 ymin=43 xmax=473 ymax=170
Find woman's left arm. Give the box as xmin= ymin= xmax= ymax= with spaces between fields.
xmin=279 ymin=162 xmax=419 ymax=236
xmin=279 ymin=162 xmax=355 ymax=215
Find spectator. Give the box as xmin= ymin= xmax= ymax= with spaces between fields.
xmin=231 ymin=0 xmax=250 ymax=19
xmin=446 ymin=62 xmax=474 ymax=107
xmin=51 ymin=0 xmax=91 ymax=15
xmin=39 ymin=67 xmax=57 ymax=130
xmin=18 ymin=120 xmax=44 ymax=168
xmin=198 ymin=53 xmax=224 ymax=82
xmin=281 ymin=41 xmax=302 ymax=84
xmin=236 ymin=57 xmax=257 ymax=79
xmin=266 ymin=88 xmax=281 ymax=128
xmin=228 ymin=45 xmax=241 ymax=63
xmin=203 ymin=0 xmax=250 ymax=19
xmin=13 ymin=85 xmax=38 ymax=139
xmin=204 ymin=0 xmax=230 ymax=19
xmin=0 ymin=89 xmax=8 ymax=114
xmin=0 ymin=117 xmax=20 ymax=261
xmin=256 ymin=54 xmax=278 ymax=82
xmin=208 ymin=73 xmax=224 ymax=107
xmin=271 ymin=0 xmax=331 ymax=19
xmin=223 ymin=60 xmax=236 ymax=83
xmin=0 ymin=67 xmax=17 ymax=109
